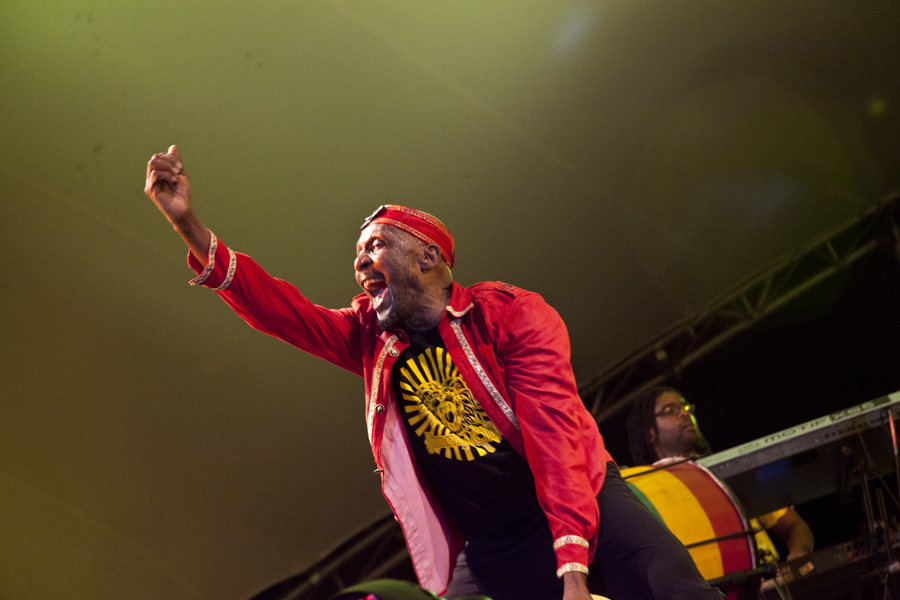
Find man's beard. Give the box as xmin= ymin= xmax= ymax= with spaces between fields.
xmin=378 ymin=304 xmax=407 ymax=331
xmin=377 ymin=269 xmax=424 ymax=331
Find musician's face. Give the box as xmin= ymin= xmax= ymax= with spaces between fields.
xmin=650 ymin=391 xmax=699 ymax=460
xmin=355 ymin=223 xmax=426 ymax=331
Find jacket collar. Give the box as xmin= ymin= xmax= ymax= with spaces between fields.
xmin=444 ymin=281 xmax=474 ymax=318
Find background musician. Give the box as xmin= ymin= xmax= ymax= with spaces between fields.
xmin=626 ymin=386 xmax=815 ymax=561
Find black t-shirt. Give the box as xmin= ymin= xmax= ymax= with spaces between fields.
xmin=390 ymin=327 xmax=546 ymax=556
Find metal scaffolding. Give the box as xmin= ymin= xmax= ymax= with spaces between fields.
xmin=578 ymin=192 xmax=900 ymax=425
xmin=248 ymin=514 xmax=413 ymax=600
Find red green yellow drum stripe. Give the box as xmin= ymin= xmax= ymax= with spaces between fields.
xmin=620 ymin=461 xmax=756 ymax=581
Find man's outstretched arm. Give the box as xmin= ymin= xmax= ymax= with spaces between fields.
xmin=144 ymin=145 xmax=211 ymax=265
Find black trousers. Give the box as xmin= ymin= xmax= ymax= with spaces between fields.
xmin=445 ymin=463 xmax=725 ymax=600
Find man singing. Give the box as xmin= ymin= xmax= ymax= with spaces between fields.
xmin=144 ymin=145 xmax=724 ymax=600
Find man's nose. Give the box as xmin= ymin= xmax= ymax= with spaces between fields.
xmin=354 ymin=252 xmax=371 ymax=271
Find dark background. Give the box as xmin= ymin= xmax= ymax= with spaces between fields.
xmin=599 ymin=242 xmax=900 ymax=553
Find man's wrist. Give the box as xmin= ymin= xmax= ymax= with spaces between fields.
xmin=172 ymin=210 xmax=212 ymax=264
xmin=562 ymin=570 xmax=589 ymax=596
xmin=563 ymin=570 xmax=588 ymax=583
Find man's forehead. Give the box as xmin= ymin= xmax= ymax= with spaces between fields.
xmin=357 ymin=222 xmax=419 ymax=248
xmin=357 ymin=223 xmax=398 ymax=247
xmin=655 ymin=391 xmax=685 ymax=407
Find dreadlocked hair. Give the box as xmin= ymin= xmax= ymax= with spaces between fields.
xmin=625 ymin=386 xmax=712 ymax=466
xmin=626 ymin=386 xmax=671 ymax=466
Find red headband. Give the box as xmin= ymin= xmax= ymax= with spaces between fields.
xmin=361 ymin=205 xmax=455 ymax=268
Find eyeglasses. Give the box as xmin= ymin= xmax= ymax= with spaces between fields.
xmin=654 ymin=403 xmax=696 ymax=418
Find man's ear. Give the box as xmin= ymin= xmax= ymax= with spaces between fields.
xmin=418 ymin=244 xmax=442 ymax=270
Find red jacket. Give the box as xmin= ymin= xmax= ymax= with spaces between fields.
xmin=188 ymin=234 xmax=612 ymax=594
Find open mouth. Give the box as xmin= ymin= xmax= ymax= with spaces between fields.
xmin=363 ymin=279 xmax=388 ymax=309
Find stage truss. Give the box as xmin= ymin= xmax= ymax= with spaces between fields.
xmin=578 ymin=192 xmax=900 ymax=425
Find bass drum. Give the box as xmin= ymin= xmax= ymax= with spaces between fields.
xmin=620 ymin=460 xmax=757 ymax=583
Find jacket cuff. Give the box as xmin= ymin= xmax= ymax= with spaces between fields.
xmin=187 ymin=231 xmax=237 ymax=290
xmin=554 ymin=536 xmax=590 ymax=577
xmin=556 ymin=562 xmax=590 ymax=578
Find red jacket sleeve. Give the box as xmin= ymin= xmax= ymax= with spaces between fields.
xmin=493 ymin=291 xmax=609 ymax=575
xmin=187 ymin=236 xmax=366 ymax=377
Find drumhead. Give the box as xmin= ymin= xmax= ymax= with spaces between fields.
xmin=621 ymin=459 xmax=757 ymax=580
